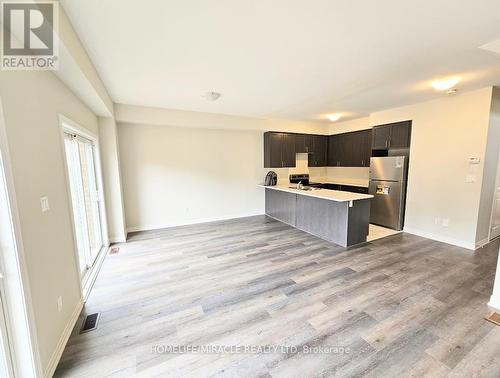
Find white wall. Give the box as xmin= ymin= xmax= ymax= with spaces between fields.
xmin=370 ymin=87 xmax=493 ymax=249
xmin=118 ymin=123 xmax=331 ymax=232
xmin=329 ymin=88 xmax=495 ymax=249
xmin=118 ymin=123 xmax=265 ymax=231
xmin=0 ymin=70 xmax=98 ymax=374
xmin=476 ymin=87 xmax=500 ymax=245
xmin=115 ymin=103 xmax=329 ymax=134
xmin=329 ymin=117 xmax=370 ymax=135
xmin=116 ymin=104 xmax=330 ymax=232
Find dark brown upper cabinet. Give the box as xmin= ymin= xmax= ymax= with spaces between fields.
xmin=372 ymin=120 xmax=411 ymax=150
xmin=360 ymin=129 xmax=372 ymax=166
xmin=264 ymin=132 xmax=296 ymax=168
xmin=295 ymin=134 xmax=314 ymax=153
xmin=328 ymin=134 xmax=342 ymax=167
xmin=327 ymin=130 xmax=371 ymax=167
xmin=308 ymin=135 xmax=328 ymax=167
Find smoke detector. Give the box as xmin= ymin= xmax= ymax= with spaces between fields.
xmin=203 ymin=91 xmax=222 ymax=102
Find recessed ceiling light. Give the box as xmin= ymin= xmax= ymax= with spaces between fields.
xmin=203 ymin=91 xmax=222 ymax=101
xmin=327 ymin=113 xmax=342 ymax=122
xmin=431 ymin=77 xmax=460 ymax=91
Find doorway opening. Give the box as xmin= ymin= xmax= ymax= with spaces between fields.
xmin=61 ymin=119 xmax=108 ymax=298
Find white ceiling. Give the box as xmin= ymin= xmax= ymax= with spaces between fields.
xmin=61 ymin=0 xmax=500 ymax=123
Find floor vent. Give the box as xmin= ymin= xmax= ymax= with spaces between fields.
xmin=109 ymin=247 xmax=120 ymax=255
xmin=485 ymin=312 xmax=500 ymax=326
xmin=80 ymin=313 xmax=100 ymax=334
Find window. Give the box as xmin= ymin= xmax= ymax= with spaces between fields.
xmin=63 ymin=129 xmax=105 ymax=284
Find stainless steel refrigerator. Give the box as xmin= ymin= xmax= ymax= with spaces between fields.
xmin=369 ymin=156 xmax=408 ymax=230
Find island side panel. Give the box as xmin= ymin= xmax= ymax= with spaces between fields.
xmin=265 ymin=188 xmax=297 ymax=226
xmin=295 ymin=195 xmax=349 ymax=246
xmin=346 ymin=199 xmax=371 ymax=246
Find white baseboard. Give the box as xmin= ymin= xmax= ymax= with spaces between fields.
xmin=44 ymin=299 xmax=83 ymax=378
xmin=488 ymin=296 xmax=500 ymax=312
xmin=403 ymin=226 xmax=476 ymax=250
xmin=109 ymin=234 xmax=127 ymax=243
xmin=126 ymin=212 xmax=265 ymax=233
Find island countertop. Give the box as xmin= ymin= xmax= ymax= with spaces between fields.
xmin=258 ymin=185 xmax=373 ymax=202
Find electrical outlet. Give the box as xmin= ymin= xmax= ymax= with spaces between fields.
xmin=434 ymin=217 xmax=441 ymax=225
xmin=442 ymin=218 xmax=450 ymax=227
xmin=466 ymin=174 xmax=476 ymax=183
xmin=57 ymin=296 xmax=63 ymax=312
xmin=40 ymin=196 xmax=50 ymax=212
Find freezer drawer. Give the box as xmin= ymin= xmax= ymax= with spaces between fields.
xmin=369 ymin=180 xmax=404 ymax=230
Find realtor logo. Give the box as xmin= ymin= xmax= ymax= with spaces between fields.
xmin=1 ymin=0 xmax=58 ymax=70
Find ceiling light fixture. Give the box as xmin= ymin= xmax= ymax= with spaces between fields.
xmin=327 ymin=113 xmax=342 ymax=122
xmin=203 ymin=91 xmax=222 ymax=102
xmin=431 ymin=77 xmax=460 ymax=91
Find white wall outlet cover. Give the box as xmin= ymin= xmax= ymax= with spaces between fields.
xmin=466 ymin=174 xmax=476 ymax=183
xmin=40 ymin=196 xmax=50 ymax=212
xmin=442 ymin=218 xmax=450 ymax=227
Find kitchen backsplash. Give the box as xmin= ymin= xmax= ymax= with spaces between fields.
xmin=263 ymin=154 xmax=369 ymax=186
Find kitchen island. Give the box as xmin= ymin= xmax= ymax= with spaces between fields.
xmin=260 ymin=185 xmax=373 ymax=247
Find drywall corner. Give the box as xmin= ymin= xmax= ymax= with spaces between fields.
xmin=476 ymin=87 xmax=500 ymax=244
xmin=98 ymin=116 xmax=127 ymax=242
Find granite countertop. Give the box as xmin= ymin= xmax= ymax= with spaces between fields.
xmin=259 ymin=185 xmax=373 ymax=202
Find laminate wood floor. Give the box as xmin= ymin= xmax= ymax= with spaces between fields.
xmin=55 ymin=215 xmax=500 ymax=378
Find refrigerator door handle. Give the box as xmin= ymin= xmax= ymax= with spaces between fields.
xmin=370 ymin=179 xmax=399 ymax=183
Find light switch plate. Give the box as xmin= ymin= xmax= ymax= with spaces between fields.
xmin=40 ymin=196 xmax=50 ymax=212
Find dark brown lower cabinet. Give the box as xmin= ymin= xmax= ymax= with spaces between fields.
xmin=265 ymin=188 xmax=296 ymax=226
xmin=265 ymin=188 xmax=370 ymax=247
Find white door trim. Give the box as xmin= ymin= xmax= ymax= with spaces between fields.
xmin=0 ymin=98 xmax=43 ymax=376
xmin=58 ymin=115 xmax=110 ymax=299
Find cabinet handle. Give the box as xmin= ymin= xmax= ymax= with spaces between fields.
xmin=385 ymin=140 xmax=388 ymax=148
xmin=388 ymin=140 xmax=391 ymax=148
xmin=362 ymin=160 xmax=364 ymax=166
